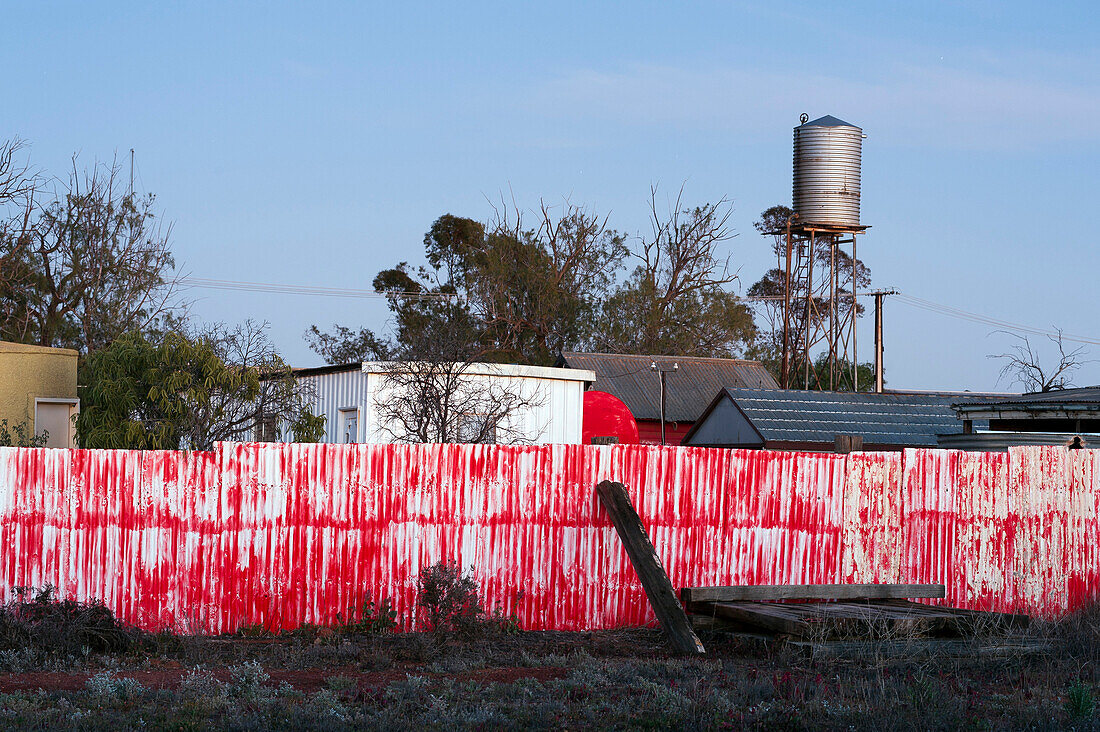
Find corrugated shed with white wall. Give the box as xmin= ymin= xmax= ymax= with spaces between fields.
xmin=293 ymin=364 xmax=370 ymax=444
xmin=292 ymin=362 xmax=594 ymax=445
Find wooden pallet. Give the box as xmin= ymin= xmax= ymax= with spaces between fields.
xmin=682 ymin=584 xmax=1029 ymax=642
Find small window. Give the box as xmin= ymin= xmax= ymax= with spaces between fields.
xmin=255 ymin=414 xmax=278 ymax=442
xmin=34 ymin=399 xmax=79 ymax=448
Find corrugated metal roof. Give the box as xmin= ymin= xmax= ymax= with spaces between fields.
xmin=937 ymin=431 xmax=1094 ymax=452
xmin=559 ymin=352 xmax=779 ymax=422
xmin=719 ymin=388 xmax=990 ymax=447
xmin=955 ymin=386 xmax=1100 ymax=411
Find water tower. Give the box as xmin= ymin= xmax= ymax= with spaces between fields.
xmin=777 ymin=114 xmax=869 ymax=390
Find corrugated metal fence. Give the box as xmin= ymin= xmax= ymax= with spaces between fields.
xmin=0 ymin=443 xmax=1096 ymax=633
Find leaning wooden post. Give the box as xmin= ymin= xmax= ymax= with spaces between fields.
xmin=596 ymin=480 xmax=705 ymax=655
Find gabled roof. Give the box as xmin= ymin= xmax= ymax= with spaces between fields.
xmin=684 ymin=388 xmax=1001 ymax=448
xmin=558 ymin=352 xmax=779 ymax=422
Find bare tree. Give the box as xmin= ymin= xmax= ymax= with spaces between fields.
xmin=190 ymin=320 xmax=323 ymax=449
xmin=989 ymin=329 xmax=1089 ymax=392
xmin=371 ymin=306 xmax=544 ymax=444
xmin=0 ymin=153 xmax=183 ymax=352
xmin=0 ymin=138 xmax=39 ymax=326
xmin=473 ymin=196 xmax=628 ymax=362
xmin=0 ymin=138 xmax=36 ymax=210
xmin=589 ymin=183 xmax=754 ymax=356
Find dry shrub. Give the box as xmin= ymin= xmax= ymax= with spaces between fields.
xmin=1051 ymin=601 xmax=1100 ymax=663
xmin=417 ymin=561 xmax=485 ymax=637
xmin=0 ymin=585 xmax=138 ymax=656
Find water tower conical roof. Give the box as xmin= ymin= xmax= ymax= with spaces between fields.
xmin=801 ymin=114 xmax=859 ymax=129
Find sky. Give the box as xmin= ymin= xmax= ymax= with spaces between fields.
xmin=4 ymin=1 xmax=1099 ymax=391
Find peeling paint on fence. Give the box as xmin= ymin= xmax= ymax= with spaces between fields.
xmin=0 ymin=443 xmax=1097 ymax=633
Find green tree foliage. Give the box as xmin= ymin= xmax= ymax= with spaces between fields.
xmin=0 ymin=419 xmax=49 ymax=447
xmin=78 ymin=324 xmax=323 ymax=450
xmin=802 ymin=353 xmax=877 ymax=392
xmin=304 ymin=324 xmax=392 ymax=365
xmin=309 ymin=189 xmax=755 ymax=366
xmin=0 ymin=150 xmax=181 ymax=353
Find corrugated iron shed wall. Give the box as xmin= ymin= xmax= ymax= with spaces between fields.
xmin=0 ymin=443 xmax=1095 ymax=633
xmin=296 ymin=367 xmax=370 ymax=443
xmin=561 ymin=353 xmax=779 ymax=422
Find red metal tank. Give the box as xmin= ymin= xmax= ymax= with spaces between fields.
xmin=582 ymin=390 xmax=639 ymax=445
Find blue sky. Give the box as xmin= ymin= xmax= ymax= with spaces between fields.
xmin=5 ymin=1 xmax=1098 ymax=390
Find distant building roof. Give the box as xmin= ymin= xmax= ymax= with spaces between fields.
xmin=558 ymin=352 xmax=779 ymax=422
xmin=684 ymin=388 xmax=1004 ymax=450
xmin=292 ymin=362 xmax=361 ymax=378
xmin=292 ymin=361 xmax=596 ymax=383
xmin=938 ymin=431 xmax=1094 ymax=452
xmin=955 ymin=387 xmax=1100 ymax=418
xmin=362 ymin=361 xmax=594 ymax=382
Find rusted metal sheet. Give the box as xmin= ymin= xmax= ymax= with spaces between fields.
xmin=0 ymin=443 xmax=1095 ymax=633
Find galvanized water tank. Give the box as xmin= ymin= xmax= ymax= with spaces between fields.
xmin=792 ymin=115 xmax=862 ymax=228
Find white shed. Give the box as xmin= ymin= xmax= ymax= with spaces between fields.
xmin=290 ymin=361 xmax=593 ymax=445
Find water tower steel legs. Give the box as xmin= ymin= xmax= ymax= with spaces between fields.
xmin=779 ymin=224 xmax=866 ymax=393
xmin=851 ymin=234 xmax=858 ymax=392
xmin=781 ymin=219 xmax=794 ymax=389
xmin=829 ymin=239 xmax=837 ymax=389
xmin=804 ymin=230 xmax=814 ymax=390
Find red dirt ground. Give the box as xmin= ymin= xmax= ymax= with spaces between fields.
xmin=0 ymin=663 xmax=570 ymax=694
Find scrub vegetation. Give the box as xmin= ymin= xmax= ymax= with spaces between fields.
xmin=0 ymin=572 xmax=1098 ymax=729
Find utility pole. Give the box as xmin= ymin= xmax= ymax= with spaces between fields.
xmin=651 ymin=361 xmax=679 ymax=445
xmin=129 ymin=148 xmax=134 ymax=197
xmin=869 ymin=289 xmax=897 ymax=393
xmin=780 ymin=213 xmax=797 ymax=389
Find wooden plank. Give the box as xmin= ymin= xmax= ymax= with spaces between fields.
xmin=788 ymin=638 xmax=1052 ymax=662
xmin=700 ymin=602 xmax=813 ymax=636
xmin=595 ymin=481 xmax=705 ymax=655
xmin=878 ymin=600 xmax=1031 ymax=631
xmin=681 ymin=583 xmax=946 ymax=604
xmin=834 ymin=434 xmax=864 ymax=453
xmin=816 ymin=603 xmax=949 ymax=638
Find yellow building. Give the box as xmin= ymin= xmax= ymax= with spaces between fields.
xmin=0 ymin=341 xmax=79 ymax=448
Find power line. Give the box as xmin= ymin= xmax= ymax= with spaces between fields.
xmin=746 ymin=290 xmax=1100 ymax=346
xmin=180 ymin=277 xmax=459 ymax=301
xmin=181 ymin=275 xmax=1100 ymax=346
xmin=892 ymin=293 xmax=1100 ymax=346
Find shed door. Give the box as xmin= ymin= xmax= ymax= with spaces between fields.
xmin=35 ymin=400 xmax=78 ymax=448
xmin=339 ymin=408 xmax=359 ymax=444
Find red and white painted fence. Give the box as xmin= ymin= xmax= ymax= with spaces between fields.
xmin=0 ymin=443 xmax=1096 ymax=633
